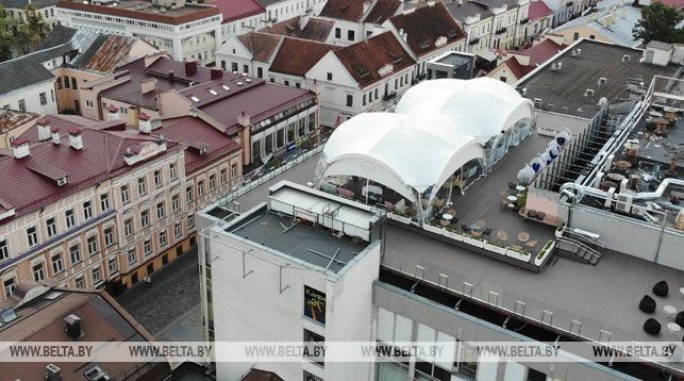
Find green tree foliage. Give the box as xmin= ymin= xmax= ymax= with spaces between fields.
xmin=0 ymin=5 xmax=17 ymax=62
xmin=16 ymin=4 xmax=50 ymax=54
xmin=632 ymin=2 xmax=684 ymax=44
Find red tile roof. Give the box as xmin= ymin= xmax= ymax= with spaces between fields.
xmin=0 ymin=289 xmax=170 ymax=380
xmin=1 ymin=115 xmax=179 ymax=219
xmin=81 ymin=35 xmax=138 ymax=73
xmin=270 ymin=38 xmax=337 ymax=76
xmin=522 ymin=38 xmax=567 ymax=66
xmin=153 ymin=115 xmax=242 ymax=174
xmin=209 ymin=0 xmax=265 ymax=23
xmin=528 ymin=0 xmax=553 ymax=21
xmin=57 ymin=0 xmax=221 ymax=25
xmin=388 ymin=2 xmax=466 ymax=58
xmin=333 ymin=32 xmax=416 ymax=88
xmin=502 ymin=57 xmax=528 ymax=79
xmin=180 ymin=75 xmax=264 ymax=108
xmin=365 ymin=0 xmax=402 ymax=24
xmin=199 ymin=81 xmax=317 ymax=136
xmin=261 ymin=16 xmax=335 ymax=42
xmin=237 ymin=32 xmax=283 ymax=63
xmin=320 ymin=0 xmax=400 ymax=23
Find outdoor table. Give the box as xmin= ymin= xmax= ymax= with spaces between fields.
xmin=668 ymin=322 xmax=682 ymax=336
xmin=664 ymin=305 xmax=677 ymax=318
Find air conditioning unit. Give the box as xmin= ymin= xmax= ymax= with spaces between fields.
xmin=615 ymin=193 xmax=633 ymax=213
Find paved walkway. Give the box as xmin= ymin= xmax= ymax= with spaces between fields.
xmin=116 ymin=248 xmax=200 ymax=336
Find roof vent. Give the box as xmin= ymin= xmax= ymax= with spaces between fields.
xmin=64 ymin=314 xmax=83 ymax=340
xmin=11 ymin=138 xmax=30 ymax=159
xmin=621 ymin=54 xmax=630 ymax=63
xmin=533 ymin=98 xmax=542 ymax=106
xmin=237 ymin=81 xmax=244 ymax=86
xmin=598 ymin=77 xmax=607 ymax=85
xmin=45 ymin=364 xmax=62 ymax=381
xmin=83 ymin=365 xmax=110 ymax=381
xmin=51 ymin=127 xmax=61 ymax=145
xmin=37 ymin=118 xmax=51 ymax=141
xmin=68 ymin=128 xmax=83 ymax=150
xmin=584 ymin=88 xmax=595 ymax=97
xmin=245 ymin=78 xmax=252 ymax=83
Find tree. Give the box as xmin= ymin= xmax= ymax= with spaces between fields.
xmin=632 ymin=2 xmax=684 ymax=44
xmin=0 ymin=5 xmax=17 ymax=62
xmin=16 ymin=4 xmax=50 ymax=54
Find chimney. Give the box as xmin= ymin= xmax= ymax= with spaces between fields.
xmin=45 ymin=364 xmax=62 ymax=381
xmin=68 ymin=128 xmax=84 ymax=150
xmin=36 ymin=117 xmax=51 ymax=141
xmin=168 ymin=70 xmax=175 ymax=83
xmin=11 ymin=138 xmax=30 ymax=159
xmin=427 ymin=0 xmax=435 ymax=6
xmin=140 ymin=78 xmax=158 ymax=94
xmin=237 ymin=110 xmax=251 ymax=127
xmin=138 ymin=113 xmax=152 ymax=134
xmin=51 ymin=127 xmax=61 ymax=145
xmin=210 ymin=69 xmax=223 ymax=80
xmin=363 ymin=0 xmax=371 ymax=13
xmin=64 ymin=314 xmax=82 ymax=340
xmin=106 ymin=105 xmax=120 ymax=121
xmin=185 ymin=60 xmax=198 ymax=76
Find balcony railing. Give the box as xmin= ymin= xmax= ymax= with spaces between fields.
xmin=382 ymin=91 xmax=398 ymax=102
xmin=519 ymin=18 xmax=529 ymax=25
xmin=468 ymin=37 xmax=480 ymax=45
xmin=495 ymin=27 xmax=507 ymax=35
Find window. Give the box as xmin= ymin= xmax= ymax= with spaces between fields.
xmin=154 ymin=170 xmax=162 ymax=188
xmin=231 ymin=62 xmax=238 ymax=72
xmin=159 ymin=230 xmax=167 ymax=247
xmin=335 ymin=27 xmax=341 ymax=38
xmin=33 ymin=263 xmax=45 ymax=281
xmin=209 ymin=174 xmax=216 ymax=190
xmin=87 ymin=236 xmax=98 ymax=256
xmin=187 ymin=214 xmax=195 ymax=229
xmin=346 ymin=94 xmax=353 ymax=107
xmin=108 ymin=257 xmax=118 ymax=276
xmin=573 ymin=32 xmax=579 ymax=40
xmin=46 ymin=217 xmax=57 ymax=238
xmin=198 ymin=180 xmax=205 ymax=196
xmin=169 ymin=163 xmax=178 ymax=180
xmin=172 ymin=194 xmax=180 ymax=212
xmin=3 ymin=277 xmax=16 ymax=297
xmin=83 ymin=201 xmax=93 ymax=220
xmin=0 ymin=240 xmax=8 ymax=262
xmin=303 ymin=329 xmax=325 ymax=366
xmin=243 ymin=64 xmax=249 ymax=74
xmin=27 ymin=226 xmax=38 ymax=247
xmin=257 ymin=67 xmax=263 ymax=78
xmin=71 ymin=77 xmax=77 ymax=89
xmin=144 ymin=239 xmax=152 ymax=256
xmin=220 ymin=169 xmax=227 ymax=184
xmin=70 ymin=244 xmax=82 ymax=264
xmin=186 ymin=186 xmax=193 ymax=202
xmin=590 ymin=34 xmax=595 ymax=39
xmin=326 ymin=72 xmax=332 ymax=81
xmin=174 ymin=223 xmax=183 ymax=238
xmin=57 ymin=77 xmax=62 ymax=89
xmin=52 ymin=253 xmax=63 ymax=274
xmin=363 ymin=94 xmax=366 ymax=106
xmin=92 ymin=267 xmax=102 ymax=285
xmin=128 ymin=248 xmax=137 ymax=265
xmin=500 ymin=76 xmax=507 ymax=83
xmin=347 ymin=30 xmax=355 ymax=41
xmin=100 ymin=193 xmax=110 ymax=211
xmin=39 ymin=92 xmax=47 ymax=105
xmin=104 ymin=227 xmax=115 ymax=247
xmin=141 ymin=209 xmax=150 ymax=228
xmin=284 ymin=80 xmax=289 ymax=86
xmin=85 ymin=100 xmax=94 ymax=108
xmin=75 ymin=276 xmax=84 ymax=289
xmin=18 ymin=99 xmax=25 ymax=112
xmin=64 ymin=75 xmax=70 ymax=88
xmin=121 ymin=185 xmax=130 ymax=204
xmin=156 ymin=201 xmax=166 ymax=219
xmin=138 ymin=177 xmax=147 ymax=195
xmin=124 ymin=218 xmax=134 ymax=236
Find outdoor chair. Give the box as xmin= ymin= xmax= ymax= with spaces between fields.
xmin=644 ymin=318 xmax=661 ymax=335
xmin=654 ymin=281 xmax=669 ymax=297
xmin=639 ymin=295 xmax=656 ymax=313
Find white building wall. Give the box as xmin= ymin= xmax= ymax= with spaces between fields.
xmin=0 ymin=80 xmax=57 ymax=115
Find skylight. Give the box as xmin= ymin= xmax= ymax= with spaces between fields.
xmin=209 ymin=89 xmax=218 ymax=95
xmin=222 ymin=85 xmax=231 ymax=91
xmin=191 ymin=96 xmax=200 ymax=102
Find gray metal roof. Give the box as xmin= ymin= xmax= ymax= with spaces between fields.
xmin=0 ymin=0 xmax=58 ymax=9
xmin=0 ymin=56 xmax=54 ymax=96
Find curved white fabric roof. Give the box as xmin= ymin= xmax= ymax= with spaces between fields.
xmin=396 ymin=77 xmax=534 ymax=143
xmin=321 ymin=112 xmax=484 ymax=200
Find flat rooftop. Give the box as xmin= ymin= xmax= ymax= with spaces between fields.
xmin=229 ymin=210 xmax=368 ymax=273
xmin=57 ymin=0 xmax=221 ymax=25
xmin=517 ymin=39 xmax=681 ymax=119
xmin=431 ymin=51 xmax=474 ymax=67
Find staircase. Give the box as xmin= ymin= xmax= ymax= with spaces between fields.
xmin=556 ymin=237 xmax=602 ymax=265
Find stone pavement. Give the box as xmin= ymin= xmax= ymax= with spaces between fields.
xmin=116 ymin=247 xmax=201 ymax=336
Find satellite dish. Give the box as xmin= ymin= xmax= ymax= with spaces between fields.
xmin=598 ymin=97 xmax=608 ymax=106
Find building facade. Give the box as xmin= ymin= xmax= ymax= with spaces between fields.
xmin=56 ymin=0 xmax=222 ymax=64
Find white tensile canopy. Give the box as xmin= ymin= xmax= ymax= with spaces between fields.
xmin=319 ymin=112 xmax=484 ymax=202
xmin=317 ymin=77 xmax=534 ymax=208
xmin=395 ymin=77 xmax=534 ymax=143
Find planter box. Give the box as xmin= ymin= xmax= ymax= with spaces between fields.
xmin=484 ymin=242 xmax=508 ymax=255
xmin=535 ymin=240 xmax=556 ymax=266
xmin=506 ymin=249 xmax=531 ymax=262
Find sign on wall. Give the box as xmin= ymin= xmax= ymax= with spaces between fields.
xmin=304 ymin=286 xmax=326 ymax=324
